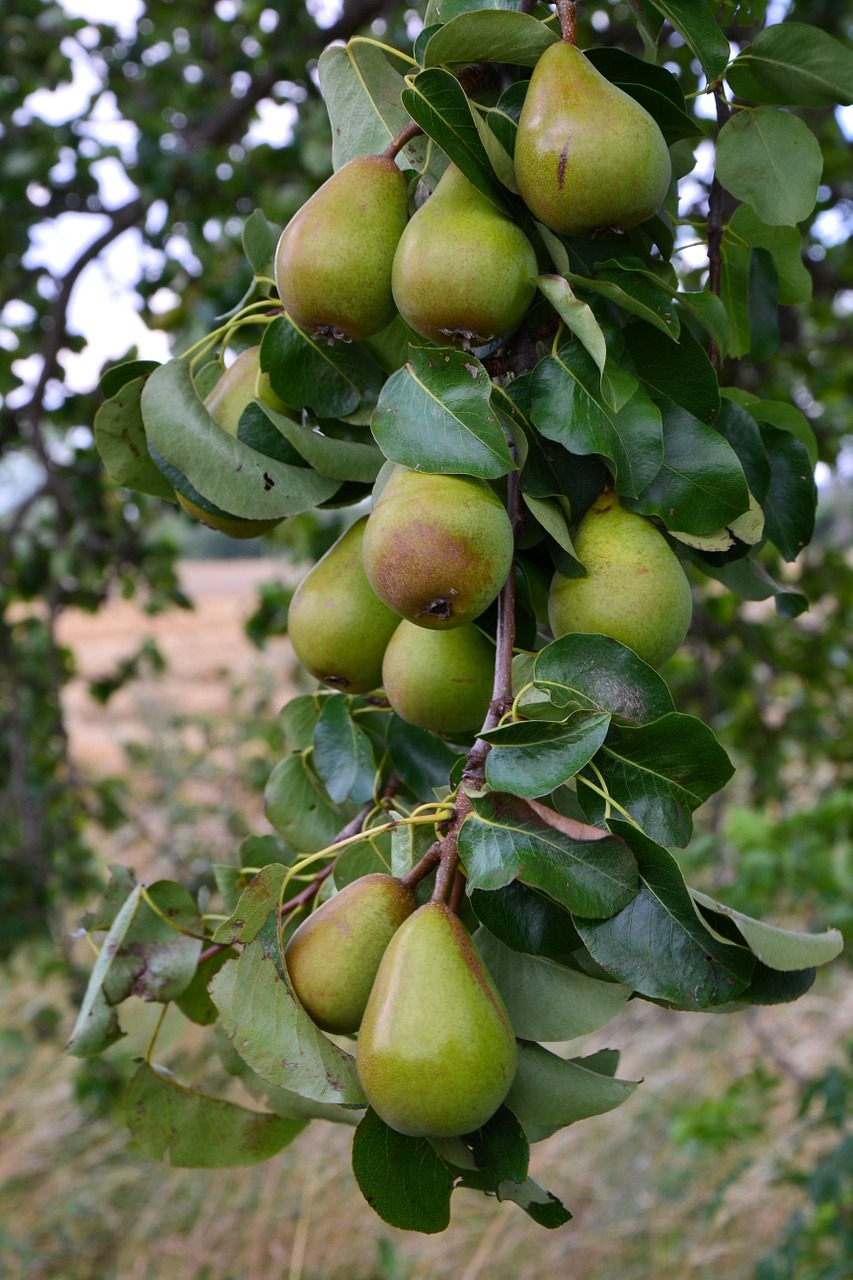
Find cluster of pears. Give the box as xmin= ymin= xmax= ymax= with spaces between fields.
xmin=285 ymin=872 xmax=517 ymax=1137
xmin=288 ymin=465 xmax=512 ymax=735
xmin=549 ymin=490 xmax=692 ymax=668
xmin=274 ymin=33 xmax=671 ymax=349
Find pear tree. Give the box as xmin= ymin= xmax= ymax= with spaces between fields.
xmin=70 ymin=0 xmax=849 ymax=1236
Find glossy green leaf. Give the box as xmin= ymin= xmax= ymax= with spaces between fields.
xmin=575 ymin=824 xmax=755 ymax=1007
xmin=716 ymin=107 xmax=823 ymax=227
xmin=692 ymin=553 xmax=809 ymax=617
xmin=242 ymin=208 xmax=280 ymax=276
xmin=582 ymin=713 xmax=735 ymax=848
xmin=534 ymin=633 xmax=675 ymax=725
xmin=534 ymin=275 xmax=638 ymax=411
xmin=386 ymin=715 xmax=463 ymax=800
xmin=721 ymin=387 xmax=818 ymax=466
xmin=312 ymin=696 xmax=377 ymax=804
xmin=422 ymin=10 xmax=558 ymax=68
xmin=264 ymin=754 xmax=360 ymax=853
xmin=474 ymin=928 xmax=631 ymax=1041
xmin=729 ymin=204 xmax=812 ymax=306
xmin=371 ymin=346 xmax=514 ymax=477
xmin=566 ymin=262 xmax=680 ymax=340
xmin=624 ymin=321 xmax=719 ymax=423
xmin=691 ymin=890 xmax=844 ymax=970
xmin=175 ymin=948 xmax=237 ymax=1026
xmin=211 ymin=864 xmax=288 ymax=945
xmin=458 ymin=792 xmax=638 ymax=919
xmin=585 ymin=47 xmax=700 ymax=143
xmin=529 ymin=343 xmax=663 ymax=499
xmin=482 ymin=712 xmax=611 ymax=798
xmin=627 ymin=406 xmax=750 ymax=534
xmin=260 ymin=315 xmax=385 ymax=419
xmin=209 ymin=938 xmax=365 ymax=1104
xmin=352 ymin=1109 xmax=454 ymax=1233
xmin=258 ymin=406 xmax=383 ymax=484
xmin=759 ymin=424 xmax=817 ymax=562
xmin=505 ymin=1042 xmax=639 ymax=1128
xmin=646 ymin=0 xmax=731 ymax=80
xmin=726 ymin=22 xmax=853 ymax=108
xmin=470 ymin=881 xmax=583 ymax=958
xmin=125 ymin=1062 xmax=305 ymax=1167
xmin=318 ymin=41 xmax=426 ymax=170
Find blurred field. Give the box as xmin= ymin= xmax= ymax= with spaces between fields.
xmin=2 ymin=559 xmax=849 ymax=1280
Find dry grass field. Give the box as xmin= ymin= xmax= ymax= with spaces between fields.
xmin=1 ymin=559 xmax=848 ymax=1280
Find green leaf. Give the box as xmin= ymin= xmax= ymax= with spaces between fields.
xmin=574 ymin=824 xmax=755 ymax=1008
xmin=264 ymin=753 xmax=360 ymax=853
xmin=242 ymin=208 xmax=280 ymax=276
xmin=141 ymin=359 xmax=339 ymax=518
xmin=260 ymin=315 xmax=385 ymax=419
xmin=94 ymin=375 xmax=176 ymax=500
xmin=534 ymin=275 xmax=638 ymax=411
xmin=402 ymin=68 xmax=508 ymax=210
xmin=209 ymin=938 xmax=365 ymax=1104
xmin=99 ymin=359 xmax=160 ymax=399
xmin=534 ymin=633 xmax=675 ymax=725
xmin=505 ymin=1042 xmax=639 ymax=1128
xmin=726 ymin=23 xmax=853 ymax=108
xmin=386 ymin=715 xmax=463 ymax=800
xmin=585 ymin=47 xmax=700 ymax=143
xmin=474 ymin=928 xmax=631 ymax=1041
xmin=715 ymin=107 xmax=823 ymax=227
xmin=759 ymin=424 xmax=817 ymax=562
xmin=458 ymin=792 xmax=639 ymax=919
xmin=521 ymin=493 xmax=576 ymax=555
xmin=582 ymin=713 xmax=735 ymax=848
xmin=566 ymin=262 xmax=681 ymax=340
xmin=729 ymin=205 xmax=812 ymax=306
xmin=748 ymin=246 xmax=780 ymax=362
xmin=175 ymin=947 xmax=237 ymax=1026
xmin=318 ymin=41 xmax=426 ymax=171
xmin=470 ymin=881 xmax=583 ymax=958
xmin=352 ymin=1109 xmax=454 ymax=1234
xmin=67 ymin=882 xmax=203 ymax=1058
xmin=371 ymin=346 xmax=514 ymax=477
xmin=312 ymin=696 xmax=377 ymax=804
xmin=259 ymin=407 xmax=383 ymax=485
xmin=211 ymin=864 xmax=289 ymax=945
xmin=422 ymin=9 xmax=559 ymax=68
xmin=690 ymin=890 xmax=844 ymax=970
xmin=722 ymin=387 xmax=817 ymax=466
xmin=216 ymin=1026 xmax=360 ymax=1125
xmin=482 ymin=712 xmax=611 ymax=798
xmin=125 ymin=1062 xmax=305 ymax=1168
xmin=626 ymin=406 xmax=750 ymax=535
xmin=496 ymin=1176 xmax=573 ymax=1228
xmin=529 ymin=343 xmax=663 ymax=499
xmin=485 ymin=80 xmax=528 ymax=158
xmin=692 ymin=553 xmax=808 ymax=617
xmin=463 ymin=1105 xmax=529 ymax=1186
xmin=624 ymin=320 xmax=720 ymax=423
xmin=646 ymin=0 xmax=731 ymax=81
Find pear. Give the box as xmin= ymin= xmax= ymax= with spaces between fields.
xmin=548 ymin=490 xmax=692 ymax=667
xmin=382 ymin=622 xmax=494 ymax=736
xmin=285 ymin=873 xmax=417 ymax=1035
xmin=356 ymin=901 xmax=517 ymax=1137
xmin=514 ymin=41 xmax=672 ymax=237
xmin=177 ymin=347 xmax=284 ymax=538
xmin=288 ymin=516 xmax=401 ymax=693
xmin=391 ymin=164 xmax=537 ymax=347
xmin=275 ymin=154 xmax=410 ymax=341
xmin=361 ymin=467 xmax=514 ymax=629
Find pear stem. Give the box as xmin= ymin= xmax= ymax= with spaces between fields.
xmin=556 ymin=0 xmax=577 ymax=44
xmin=383 ymin=121 xmax=423 ymax=162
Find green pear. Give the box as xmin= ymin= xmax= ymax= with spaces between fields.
xmin=288 ymin=516 xmax=401 ymax=693
xmin=361 ymin=467 xmax=514 ymax=629
xmin=548 ymin=490 xmax=692 ymax=667
xmin=275 ymin=154 xmax=410 ymax=341
xmin=382 ymin=622 xmax=494 ymax=736
xmin=514 ymin=41 xmax=671 ymax=237
xmin=177 ymin=348 xmax=284 ymax=538
xmin=391 ymin=164 xmax=537 ymax=347
xmin=285 ymin=873 xmax=417 ymax=1035
xmin=356 ymin=901 xmax=517 ymax=1137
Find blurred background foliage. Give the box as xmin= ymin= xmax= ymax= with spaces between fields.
xmin=0 ymin=2 xmax=851 ymax=1273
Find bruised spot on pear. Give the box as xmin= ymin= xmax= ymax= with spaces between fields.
xmin=361 ymin=468 xmax=514 ymax=630
xmin=548 ymin=490 xmax=692 ymax=667
xmin=275 ymin=154 xmax=410 ymax=342
xmin=288 ymin=516 xmax=401 ymax=694
xmin=356 ymin=901 xmax=517 ymax=1137
xmin=285 ymin=873 xmax=416 ymax=1035
xmin=382 ymin=622 xmax=494 ymax=736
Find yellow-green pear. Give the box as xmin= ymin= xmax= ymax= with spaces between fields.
xmin=382 ymin=622 xmax=494 ymax=736
xmin=514 ymin=41 xmax=672 ymax=236
xmin=177 ymin=347 xmax=284 ymax=538
xmin=285 ymin=873 xmax=417 ymax=1034
xmin=362 ymin=467 xmax=514 ymax=629
xmin=288 ymin=516 xmax=401 ymax=693
xmin=356 ymin=901 xmax=517 ymax=1137
xmin=548 ymin=490 xmax=692 ymax=667
xmin=275 ymin=154 xmax=410 ymax=341
xmin=391 ymin=165 xmax=537 ymax=347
